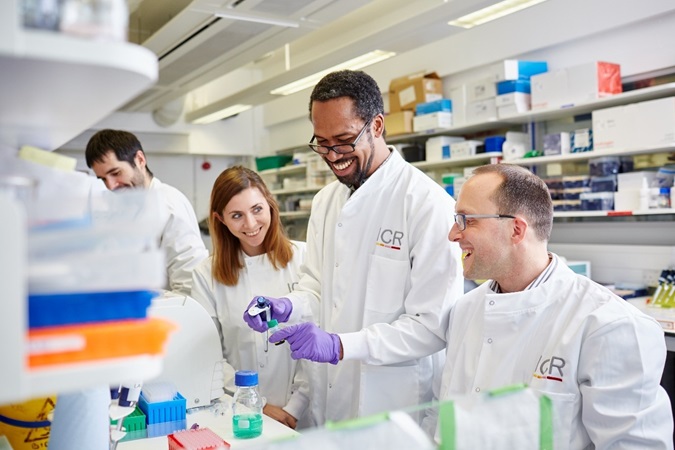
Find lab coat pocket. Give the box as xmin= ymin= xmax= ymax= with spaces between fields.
xmin=536 ymin=390 xmax=576 ymax=450
xmin=364 ymin=255 xmax=409 ymax=326
xmin=359 ymin=363 xmax=420 ymax=418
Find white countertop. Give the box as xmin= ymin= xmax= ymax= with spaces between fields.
xmin=118 ymin=396 xmax=298 ymax=449
xmin=627 ymin=297 xmax=675 ymax=352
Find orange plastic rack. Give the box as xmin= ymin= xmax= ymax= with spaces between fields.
xmin=28 ymin=318 xmax=175 ymax=367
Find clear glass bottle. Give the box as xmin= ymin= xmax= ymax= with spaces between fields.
xmin=232 ymin=371 xmax=263 ymax=439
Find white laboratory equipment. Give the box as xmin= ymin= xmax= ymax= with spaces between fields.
xmin=147 ymin=293 xmax=225 ymax=409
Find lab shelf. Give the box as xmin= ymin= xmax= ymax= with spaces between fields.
xmin=279 ymin=210 xmax=311 ymax=219
xmin=0 ymin=12 xmax=157 ymax=152
xmin=508 ymin=144 xmax=675 ymax=166
xmin=387 ymin=82 xmax=675 ymax=145
xmin=0 ymin=2 xmax=161 ymax=404
xmin=554 ymin=209 xmax=675 ymax=218
xmin=259 ymin=164 xmax=307 ymax=176
xmin=411 ymin=152 xmax=503 ymax=171
xmin=271 ymin=186 xmax=322 ymax=196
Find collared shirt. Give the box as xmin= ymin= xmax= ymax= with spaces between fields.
xmin=488 ymin=252 xmax=556 ymax=293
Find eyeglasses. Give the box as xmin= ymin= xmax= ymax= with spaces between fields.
xmin=454 ymin=213 xmax=516 ymax=231
xmin=308 ymin=117 xmax=373 ymax=155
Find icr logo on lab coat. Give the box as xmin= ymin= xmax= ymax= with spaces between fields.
xmin=376 ymin=227 xmax=403 ymax=250
xmin=533 ymin=354 xmax=566 ymax=382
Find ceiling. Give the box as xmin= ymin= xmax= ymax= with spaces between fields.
xmin=120 ymin=0 xmax=504 ymax=119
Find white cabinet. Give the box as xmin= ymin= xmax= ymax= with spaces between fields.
xmin=0 ymin=2 xmax=158 ymax=404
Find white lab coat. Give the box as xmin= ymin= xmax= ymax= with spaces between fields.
xmin=439 ymin=253 xmax=673 ymax=449
xmin=150 ymin=177 xmax=208 ymax=295
xmin=289 ymin=148 xmax=464 ymax=426
xmin=190 ymin=242 xmax=310 ymax=421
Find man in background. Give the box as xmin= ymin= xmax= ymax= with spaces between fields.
xmin=86 ymin=129 xmax=208 ymax=295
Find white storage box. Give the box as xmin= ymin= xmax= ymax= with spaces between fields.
xmin=591 ymin=104 xmax=633 ymax=151
xmin=425 ymin=136 xmax=465 ymax=162
xmin=617 ymin=171 xmax=657 ymax=191
xmin=449 ymin=85 xmax=467 ymax=126
xmin=496 ymin=92 xmax=530 ymax=116
xmin=614 ymin=189 xmax=641 ymax=212
xmin=487 ymin=60 xmax=548 ymax=81
xmin=531 ymin=61 xmax=621 ymax=110
xmin=450 ymin=140 xmax=483 ymax=158
xmin=634 ymin=97 xmax=675 ymax=148
xmin=502 ymin=132 xmax=530 ymax=161
xmin=466 ymin=98 xmax=497 ymax=123
xmin=466 ymin=78 xmax=497 ymax=102
xmin=413 ymin=111 xmax=452 ymax=132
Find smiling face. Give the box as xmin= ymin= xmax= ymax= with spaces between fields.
xmin=91 ymin=150 xmax=148 ymax=191
xmin=449 ymin=173 xmax=513 ymax=282
xmin=218 ymin=186 xmax=271 ymax=256
xmin=310 ymin=97 xmax=382 ymax=189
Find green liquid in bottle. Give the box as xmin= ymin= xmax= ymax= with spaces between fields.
xmin=233 ymin=413 xmax=263 ymax=438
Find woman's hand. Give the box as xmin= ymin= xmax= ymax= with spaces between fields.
xmin=263 ymin=403 xmax=297 ymax=429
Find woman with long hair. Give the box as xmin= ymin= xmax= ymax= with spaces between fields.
xmin=191 ymin=166 xmax=308 ymax=429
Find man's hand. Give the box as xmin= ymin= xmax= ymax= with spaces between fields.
xmin=263 ymin=404 xmax=297 ymax=429
xmin=243 ymin=296 xmax=293 ymax=332
xmin=270 ymin=322 xmax=341 ymax=365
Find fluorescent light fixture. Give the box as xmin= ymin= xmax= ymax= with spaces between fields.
xmin=270 ymin=50 xmax=396 ymax=96
xmin=448 ymin=0 xmax=548 ymax=29
xmin=190 ymin=104 xmax=252 ymax=125
xmin=213 ymin=8 xmax=300 ymax=28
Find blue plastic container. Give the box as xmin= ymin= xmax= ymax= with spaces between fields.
xmin=28 ymin=290 xmax=155 ymax=328
xmin=138 ymin=392 xmax=186 ymax=425
xmin=484 ymin=136 xmax=506 ymax=153
xmin=415 ymin=99 xmax=452 ymax=115
xmin=497 ymin=79 xmax=531 ymax=95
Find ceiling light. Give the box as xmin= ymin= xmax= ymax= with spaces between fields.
xmin=188 ymin=104 xmax=252 ymax=124
xmin=448 ymin=0 xmax=548 ymax=29
xmin=270 ymin=50 xmax=397 ymax=96
xmin=212 ymin=8 xmax=300 ymax=28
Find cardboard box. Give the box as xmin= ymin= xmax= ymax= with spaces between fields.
xmin=389 ymin=72 xmax=443 ymax=112
xmin=591 ymin=105 xmax=631 ymax=151
xmin=531 ymin=62 xmax=622 ymax=110
xmin=413 ymin=111 xmax=452 ymax=132
xmin=384 ymin=110 xmax=414 ymax=136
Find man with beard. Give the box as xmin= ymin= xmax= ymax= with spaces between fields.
xmin=85 ymin=129 xmax=208 ymax=295
xmin=243 ymin=70 xmax=463 ymax=431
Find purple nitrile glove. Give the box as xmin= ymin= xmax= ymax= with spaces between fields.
xmin=269 ymin=322 xmax=341 ymax=365
xmin=243 ymin=296 xmax=293 ymax=333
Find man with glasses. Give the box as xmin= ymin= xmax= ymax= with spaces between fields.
xmin=243 ymin=70 xmax=463 ymax=430
xmin=438 ymin=163 xmax=672 ymax=447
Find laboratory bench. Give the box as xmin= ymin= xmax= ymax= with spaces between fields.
xmin=118 ymin=395 xmax=298 ymax=449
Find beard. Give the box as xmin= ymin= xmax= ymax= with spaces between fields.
xmin=335 ymin=134 xmax=375 ymax=190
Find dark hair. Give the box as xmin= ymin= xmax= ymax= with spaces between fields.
xmin=209 ymin=166 xmax=293 ymax=286
xmin=472 ymin=164 xmax=553 ymax=241
xmin=309 ymin=70 xmax=384 ymax=124
xmin=85 ymin=129 xmax=153 ymax=176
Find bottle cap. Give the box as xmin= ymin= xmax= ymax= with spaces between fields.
xmin=268 ymin=319 xmax=278 ymax=328
xmin=234 ymin=370 xmax=258 ymax=387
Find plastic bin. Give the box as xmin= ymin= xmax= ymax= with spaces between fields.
xmin=28 ymin=318 xmax=175 ymax=367
xmin=138 ymin=392 xmax=186 ymax=425
xmin=588 ymin=156 xmax=620 ymax=176
xmin=168 ymin=428 xmax=230 ymax=450
xmin=255 ymin=155 xmax=292 ymax=171
xmin=590 ymin=175 xmax=617 ymax=192
xmin=29 ymin=290 xmax=156 ymax=328
xmin=580 ymin=192 xmax=614 ymax=211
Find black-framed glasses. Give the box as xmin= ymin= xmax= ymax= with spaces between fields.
xmin=308 ymin=117 xmax=373 ymax=155
xmin=454 ymin=213 xmax=516 ymax=231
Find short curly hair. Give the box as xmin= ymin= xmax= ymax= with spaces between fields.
xmin=309 ymin=70 xmax=384 ymax=123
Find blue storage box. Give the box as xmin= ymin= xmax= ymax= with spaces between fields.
xmin=588 ymin=156 xmax=620 ymax=177
xmin=580 ymin=192 xmax=614 ymax=211
xmin=484 ymin=136 xmax=506 ymax=152
xmin=415 ymin=99 xmax=452 ymax=115
xmin=590 ymin=175 xmax=618 ymax=192
xmin=497 ymin=80 xmax=531 ymax=95
xmin=28 ymin=290 xmax=156 ymax=328
xmin=138 ymin=392 xmax=186 ymax=425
